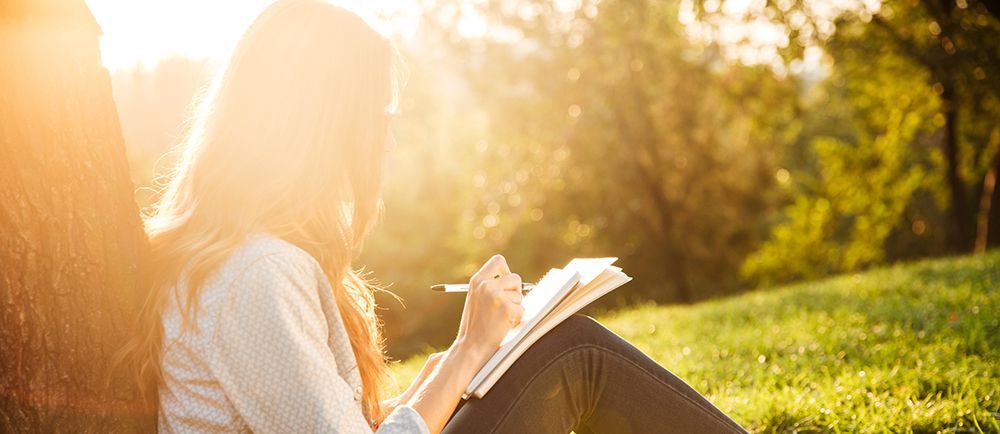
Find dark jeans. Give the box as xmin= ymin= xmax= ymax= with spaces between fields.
xmin=442 ymin=315 xmax=747 ymax=434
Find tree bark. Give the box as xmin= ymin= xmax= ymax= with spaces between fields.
xmin=991 ymin=160 xmax=1000 ymax=247
xmin=0 ymin=0 xmax=153 ymax=431
xmin=881 ymin=2 xmax=979 ymax=252
xmin=939 ymin=78 xmax=973 ymax=252
xmin=975 ymin=146 xmax=1000 ymax=253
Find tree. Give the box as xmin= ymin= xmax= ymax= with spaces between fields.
xmin=0 ymin=0 xmax=153 ymax=431
xmin=689 ymin=0 xmax=1000 ymax=256
xmin=863 ymin=0 xmax=1000 ymax=251
xmin=418 ymin=0 xmax=798 ymax=302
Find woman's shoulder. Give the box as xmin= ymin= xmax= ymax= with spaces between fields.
xmin=207 ymin=233 xmax=325 ymax=294
xmin=229 ymin=233 xmax=318 ymax=267
xmin=163 ymin=234 xmax=326 ymax=345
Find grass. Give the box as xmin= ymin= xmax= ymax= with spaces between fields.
xmin=388 ymin=251 xmax=1000 ymax=433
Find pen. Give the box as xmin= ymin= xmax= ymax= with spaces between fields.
xmin=430 ymin=283 xmax=536 ymax=293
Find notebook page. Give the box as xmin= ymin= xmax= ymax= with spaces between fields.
xmin=551 ymin=267 xmax=622 ymax=315
xmin=470 ymin=269 xmax=632 ymax=397
xmin=468 ymin=259 xmax=615 ymax=389
xmin=501 ymin=268 xmax=579 ymax=346
xmin=493 ymin=258 xmax=616 ymax=348
xmin=563 ymin=258 xmax=618 ymax=287
xmin=464 ymin=268 xmax=580 ymax=397
xmin=464 ymin=259 xmax=624 ymax=398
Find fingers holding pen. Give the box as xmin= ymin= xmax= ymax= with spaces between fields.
xmin=471 ymin=254 xmax=511 ymax=290
xmin=494 ymin=273 xmax=524 ymax=326
xmin=508 ymin=303 xmax=525 ymax=327
xmin=479 ymin=272 xmax=525 ymax=326
xmin=498 ymin=273 xmax=523 ymax=305
xmin=456 ymin=254 xmax=526 ymax=352
xmin=479 ymin=273 xmax=523 ymax=302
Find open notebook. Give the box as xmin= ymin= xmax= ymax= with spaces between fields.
xmin=464 ymin=258 xmax=632 ymax=399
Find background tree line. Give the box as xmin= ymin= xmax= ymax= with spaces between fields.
xmin=103 ymin=0 xmax=1000 ymax=357
xmin=360 ymin=0 xmax=999 ymax=355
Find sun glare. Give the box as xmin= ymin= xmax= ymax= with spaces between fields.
xmin=85 ymin=0 xmax=418 ymax=72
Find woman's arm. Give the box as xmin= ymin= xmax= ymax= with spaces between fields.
xmin=406 ymin=339 xmax=493 ymax=432
xmin=379 ymin=351 xmax=446 ymax=418
xmin=406 ymin=255 xmax=525 ymax=433
xmin=205 ymin=253 xmax=428 ymax=433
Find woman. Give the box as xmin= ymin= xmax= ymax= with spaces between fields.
xmin=128 ymin=1 xmax=746 ymax=433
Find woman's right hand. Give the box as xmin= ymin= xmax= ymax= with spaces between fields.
xmin=453 ymin=254 xmax=525 ymax=365
xmin=408 ymin=255 xmax=524 ymax=432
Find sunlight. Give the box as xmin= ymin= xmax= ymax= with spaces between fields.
xmin=85 ymin=0 xmax=270 ymax=71
xmin=6 ymin=0 xmax=998 ymax=431
xmin=85 ymin=0 xmax=418 ymax=72
xmin=87 ymin=0 xmax=847 ymax=74
xmin=679 ymin=0 xmax=880 ymax=76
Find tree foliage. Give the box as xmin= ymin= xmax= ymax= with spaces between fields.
xmin=405 ymin=0 xmax=799 ymax=305
xmin=690 ymin=0 xmax=1000 ymax=284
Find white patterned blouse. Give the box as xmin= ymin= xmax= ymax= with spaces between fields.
xmin=158 ymin=234 xmax=429 ymax=434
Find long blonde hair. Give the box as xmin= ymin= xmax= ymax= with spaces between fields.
xmin=125 ymin=0 xmax=405 ymax=423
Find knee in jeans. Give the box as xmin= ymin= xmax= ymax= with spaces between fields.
xmin=561 ymin=314 xmax=600 ymax=332
xmin=549 ymin=315 xmax=615 ymax=344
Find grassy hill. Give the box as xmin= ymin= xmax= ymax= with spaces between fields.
xmin=388 ymin=251 xmax=1000 ymax=433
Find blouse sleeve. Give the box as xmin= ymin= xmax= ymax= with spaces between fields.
xmin=203 ymin=252 xmax=429 ymax=434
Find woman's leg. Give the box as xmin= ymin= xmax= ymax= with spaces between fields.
xmin=442 ymin=315 xmax=746 ymax=434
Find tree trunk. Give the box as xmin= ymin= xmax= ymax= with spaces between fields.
xmin=0 ymin=0 xmax=153 ymax=431
xmin=977 ymin=147 xmax=1000 ymax=253
xmin=991 ymin=163 xmax=1000 ymax=247
xmin=939 ymin=78 xmax=973 ymax=252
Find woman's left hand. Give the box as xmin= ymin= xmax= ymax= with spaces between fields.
xmin=381 ymin=350 xmax=448 ymax=418
xmin=411 ymin=351 xmax=447 ymax=391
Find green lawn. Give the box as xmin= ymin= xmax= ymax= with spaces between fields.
xmin=388 ymin=251 xmax=1000 ymax=433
